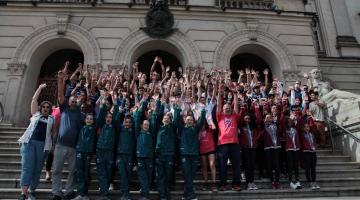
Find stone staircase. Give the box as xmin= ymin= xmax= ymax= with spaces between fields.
xmin=0 ymin=124 xmax=360 ymax=199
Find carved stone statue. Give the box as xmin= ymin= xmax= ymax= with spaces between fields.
xmin=309 ymin=68 xmax=332 ymax=98
xmin=308 ymin=68 xmax=360 ymax=124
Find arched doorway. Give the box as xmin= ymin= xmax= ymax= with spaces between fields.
xmin=136 ymin=50 xmax=182 ymax=79
xmin=38 ymin=49 xmax=84 ymax=105
xmin=230 ymin=53 xmax=273 ymax=82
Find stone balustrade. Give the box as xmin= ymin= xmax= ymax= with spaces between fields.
xmin=216 ymin=0 xmax=275 ymax=10
xmin=132 ymin=0 xmax=187 ymax=6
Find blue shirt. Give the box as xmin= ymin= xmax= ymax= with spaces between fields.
xmin=31 ymin=116 xmax=48 ymax=142
xmin=57 ymin=103 xmax=83 ymax=148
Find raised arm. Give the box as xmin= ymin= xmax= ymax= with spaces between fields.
xmin=217 ymin=83 xmax=223 ymax=114
xmin=57 ymin=70 xmax=66 ymax=106
xmin=31 ymin=83 xmax=47 ymax=115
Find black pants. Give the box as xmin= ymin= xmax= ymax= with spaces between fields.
xmin=265 ymin=148 xmax=280 ymax=183
xmin=46 ymin=151 xmax=53 ymax=171
xmin=286 ymin=151 xmax=299 ymax=182
xmin=303 ymin=152 xmax=317 ymax=182
xmin=243 ymin=148 xmax=256 ymax=184
xmin=217 ymin=144 xmax=241 ymax=186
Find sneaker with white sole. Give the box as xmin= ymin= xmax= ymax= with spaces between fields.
xmin=109 ymin=183 xmax=114 ymax=191
xmin=295 ymin=181 xmax=302 ymax=189
xmin=71 ymin=195 xmax=83 ymax=200
xmin=247 ymin=183 xmax=253 ymax=190
xmin=251 ymin=183 xmax=258 ymax=190
xmin=290 ymin=182 xmax=297 ymax=189
xmin=314 ymin=182 xmax=320 ymax=189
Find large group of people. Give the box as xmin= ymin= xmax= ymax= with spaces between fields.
xmin=18 ymin=56 xmax=326 ymax=200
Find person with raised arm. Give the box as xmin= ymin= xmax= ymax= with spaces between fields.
xmin=18 ymin=83 xmax=56 ymax=200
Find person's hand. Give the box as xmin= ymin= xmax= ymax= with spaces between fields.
xmin=197 ymin=80 xmax=202 ymax=88
xmin=237 ymin=70 xmax=244 ymax=77
xmin=158 ymin=57 xmax=163 ymax=64
xmin=166 ymin=66 xmax=170 ymax=72
xmin=289 ymin=86 xmax=294 ymax=90
xmin=58 ymin=70 xmax=66 ymax=79
xmin=39 ymin=83 xmax=47 ymax=90
xmin=263 ymin=68 xmax=269 ymax=75
xmin=245 ymin=68 xmax=251 ymax=74
xmin=304 ymin=73 xmax=309 ymax=79
xmin=132 ymin=62 xmax=139 ymax=69
xmin=63 ymin=61 xmax=70 ymax=73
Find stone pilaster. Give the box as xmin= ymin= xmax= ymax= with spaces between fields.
xmin=3 ymin=63 xmax=27 ymax=123
xmin=330 ymin=0 xmax=360 ymax=57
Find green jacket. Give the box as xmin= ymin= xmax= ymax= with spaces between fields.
xmin=177 ymin=108 xmax=206 ymax=156
xmin=155 ymin=107 xmax=180 ymax=155
xmin=96 ymin=104 xmax=119 ymax=150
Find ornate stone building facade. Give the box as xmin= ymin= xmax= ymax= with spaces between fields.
xmin=0 ymin=0 xmax=359 ymax=125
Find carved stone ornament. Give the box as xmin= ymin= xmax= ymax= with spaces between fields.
xmin=282 ymin=70 xmax=300 ymax=82
xmin=56 ymin=13 xmax=70 ymax=35
xmin=142 ymin=0 xmax=175 ymax=38
xmin=7 ymin=63 xmax=26 ymax=76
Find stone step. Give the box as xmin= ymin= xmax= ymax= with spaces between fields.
xmin=0 ymin=132 xmax=23 ymax=137
xmin=3 ymin=167 xmax=360 ymax=181
xmin=0 ymin=153 xmax=353 ymax=165
xmin=3 ymin=177 xmax=360 ymax=190
xmin=1 ymin=186 xmax=360 ymax=199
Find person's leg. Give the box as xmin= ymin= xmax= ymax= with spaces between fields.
xmin=208 ymin=153 xmax=216 ymax=185
xmin=249 ymin=149 xmax=256 ymax=183
xmin=46 ymin=151 xmax=54 ymax=180
xmin=146 ymin=157 xmax=154 ymax=190
xmin=286 ymin=151 xmax=294 ymax=182
xmin=311 ymin=152 xmax=317 ymax=182
xmin=293 ymin=151 xmax=300 ymax=181
xmin=201 ymin=155 xmax=208 ymax=184
xmin=181 ymin=156 xmax=191 ymax=198
xmin=83 ymin=153 xmax=92 ymax=196
xmin=20 ymin=141 xmax=35 ymax=196
xmin=52 ymin=144 xmax=66 ymax=197
xmin=29 ymin=140 xmax=47 ymax=192
xmin=156 ymin=155 xmax=166 ymax=199
xmin=303 ymin=152 xmax=311 ymax=183
xmin=164 ymin=155 xmax=174 ymax=199
xmin=76 ymin=152 xmax=86 ymax=196
xmin=315 ymin=122 xmax=326 ymax=146
xmin=273 ymin=149 xmax=280 ymax=183
xmin=229 ymin=144 xmax=241 ymax=187
xmin=64 ymin=146 xmax=76 ymax=196
xmin=105 ymin=151 xmax=114 ymax=193
xmin=97 ymin=150 xmax=109 ymax=197
xmin=137 ymin=158 xmax=149 ymax=198
xmin=217 ymin=145 xmax=229 ymax=187
xmin=243 ymin=148 xmax=251 ymax=184
xmin=265 ymin=150 xmax=274 ymax=182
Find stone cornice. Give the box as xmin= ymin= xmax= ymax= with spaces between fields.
xmin=7 ymin=63 xmax=26 ymax=76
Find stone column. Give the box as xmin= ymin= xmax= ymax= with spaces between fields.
xmin=3 ymin=63 xmax=26 ymax=124
xmin=330 ymin=0 xmax=360 ymax=57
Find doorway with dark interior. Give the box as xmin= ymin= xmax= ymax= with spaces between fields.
xmin=38 ymin=49 xmax=84 ymax=105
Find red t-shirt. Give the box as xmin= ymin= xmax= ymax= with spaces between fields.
xmin=216 ymin=112 xmax=240 ymax=145
xmin=199 ymin=127 xmax=215 ymax=154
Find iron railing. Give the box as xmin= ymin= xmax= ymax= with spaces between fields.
xmin=326 ymin=117 xmax=360 ymax=152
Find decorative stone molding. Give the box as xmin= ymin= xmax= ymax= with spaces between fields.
xmin=7 ymin=63 xmax=27 ymax=76
xmin=113 ymin=29 xmax=202 ymax=66
xmin=56 ymin=13 xmax=70 ymax=35
xmin=336 ymin=36 xmax=360 ymax=48
xmin=213 ymin=29 xmax=297 ymax=75
xmin=12 ymin=23 xmax=101 ymax=65
xmin=282 ymin=70 xmax=301 ymax=82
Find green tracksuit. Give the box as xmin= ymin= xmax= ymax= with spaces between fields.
xmin=177 ymin=108 xmax=206 ymax=199
xmin=96 ymin=104 xmax=119 ymax=197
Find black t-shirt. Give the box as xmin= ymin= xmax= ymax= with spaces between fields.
xmin=31 ymin=116 xmax=48 ymax=142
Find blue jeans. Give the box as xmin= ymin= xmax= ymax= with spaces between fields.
xmin=117 ymin=154 xmax=134 ymax=197
xmin=20 ymin=140 xmax=48 ymax=191
xmin=181 ymin=155 xmax=198 ymax=198
xmin=217 ymin=143 xmax=241 ymax=187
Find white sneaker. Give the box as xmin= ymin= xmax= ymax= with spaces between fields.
xmin=314 ymin=182 xmax=320 ymax=189
xmin=295 ymin=181 xmax=302 ymax=189
xmin=108 ymin=183 xmax=114 ymax=191
xmin=247 ymin=182 xmax=253 ymax=190
xmin=310 ymin=182 xmax=316 ymax=190
xmin=251 ymin=182 xmax=258 ymax=190
xmin=290 ymin=182 xmax=297 ymax=189
xmin=82 ymin=196 xmax=90 ymax=200
xmin=241 ymin=172 xmax=246 ymax=180
xmin=71 ymin=195 xmax=83 ymax=200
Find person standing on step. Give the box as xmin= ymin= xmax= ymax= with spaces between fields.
xmin=239 ymin=107 xmax=262 ymax=190
xmin=281 ymin=110 xmax=302 ymax=190
xmin=300 ymin=122 xmax=320 ymax=190
xmin=309 ymin=91 xmax=326 ymax=147
xmin=135 ymin=96 xmax=155 ymax=200
xmin=18 ymin=83 xmax=56 ymax=200
xmin=46 ymin=106 xmax=61 ymax=182
xmin=71 ymin=102 xmax=106 ymax=200
xmin=216 ymin=82 xmax=242 ymax=191
xmin=52 ymin=66 xmax=83 ymax=200
xmin=263 ymin=114 xmax=282 ymax=189
xmin=96 ymin=93 xmax=119 ymax=200
xmin=176 ymin=103 xmax=205 ymax=200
